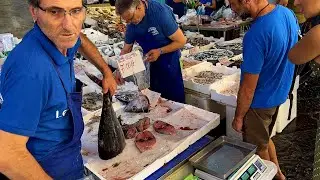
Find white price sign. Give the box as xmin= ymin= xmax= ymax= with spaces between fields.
xmin=117 ymin=51 xmax=146 ymax=78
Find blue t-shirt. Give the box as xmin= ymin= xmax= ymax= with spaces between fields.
xmin=241 ymin=5 xmax=299 ymax=108
xmin=0 ymin=24 xmax=80 ymax=160
xmin=125 ymin=0 xmax=178 ymax=54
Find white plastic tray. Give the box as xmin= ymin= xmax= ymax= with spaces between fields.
xmin=81 ymin=100 xmax=220 ymax=180
xmin=183 ymin=62 xmax=240 ymax=95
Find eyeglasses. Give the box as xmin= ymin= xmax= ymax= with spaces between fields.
xmin=124 ymin=5 xmax=138 ymax=23
xmin=37 ymin=5 xmax=86 ymax=20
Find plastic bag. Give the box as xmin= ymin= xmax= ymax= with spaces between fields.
xmin=222 ymin=8 xmax=235 ymax=20
xmin=211 ymin=6 xmax=226 ymax=20
xmin=124 ymin=61 xmax=150 ymax=90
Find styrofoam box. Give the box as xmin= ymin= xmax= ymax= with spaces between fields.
xmin=81 ymin=28 xmax=109 ymax=45
xmin=276 ymin=89 xmax=298 ymax=133
xmin=220 ymin=75 xmax=299 ymax=139
xmin=183 ymin=62 xmax=240 ymax=95
xmin=210 ymin=72 xmax=240 ymax=107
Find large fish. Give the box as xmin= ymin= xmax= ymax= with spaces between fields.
xmin=124 ymin=95 xmax=150 ymax=113
xmin=98 ymin=92 xmax=126 ymax=160
xmin=115 ymin=91 xmax=140 ymax=103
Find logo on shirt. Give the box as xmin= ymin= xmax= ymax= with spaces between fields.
xmin=0 ymin=93 xmax=3 ymax=107
xmin=148 ymin=27 xmax=159 ymax=36
xmin=56 ymin=109 xmax=69 ymax=119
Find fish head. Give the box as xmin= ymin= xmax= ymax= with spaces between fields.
xmin=124 ymin=95 xmax=150 ymax=113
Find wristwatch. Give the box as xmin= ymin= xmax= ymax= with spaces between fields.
xmin=158 ymin=48 xmax=163 ymax=55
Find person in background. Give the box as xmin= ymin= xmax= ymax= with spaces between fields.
xmin=269 ymin=0 xmax=306 ymax=25
xmin=196 ymin=0 xmax=225 ymax=16
xmin=229 ymin=0 xmax=299 ymax=179
xmin=115 ymin=0 xmax=187 ymax=103
xmin=166 ymin=0 xmax=186 ymax=18
xmin=288 ymin=0 xmax=305 ymax=24
xmin=0 ymin=0 xmax=117 ymax=179
xmin=289 ymin=0 xmax=320 ymax=70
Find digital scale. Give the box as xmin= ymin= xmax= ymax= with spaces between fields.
xmin=189 ymin=136 xmax=277 ymax=180
xmin=195 ymin=154 xmax=277 ymax=180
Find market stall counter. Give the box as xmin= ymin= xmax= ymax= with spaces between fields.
xmin=181 ymin=20 xmax=251 ymax=41
xmin=80 ymin=90 xmax=220 ymax=180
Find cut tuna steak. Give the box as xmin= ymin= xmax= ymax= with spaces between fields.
xmin=98 ymin=92 xmax=126 ymax=160
xmin=153 ymin=120 xmax=176 ymax=135
xmin=135 ymin=131 xmax=156 ymax=152
xmin=135 ymin=117 xmax=151 ymax=132
xmin=122 ymin=125 xmax=138 ymax=139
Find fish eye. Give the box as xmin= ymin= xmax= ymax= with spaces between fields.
xmin=132 ymin=106 xmax=137 ymax=111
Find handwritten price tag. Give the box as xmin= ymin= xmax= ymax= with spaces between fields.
xmin=189 ymin=46 xmax=200 ymax=55
xmin=116 ymin=51 xmax=146 ymax=78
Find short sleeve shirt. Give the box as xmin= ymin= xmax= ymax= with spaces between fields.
xmin=0 ymin=23 xmax=81 ymax=160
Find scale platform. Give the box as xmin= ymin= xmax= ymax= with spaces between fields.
xmin=189 ymin=136 xmax=257 ymax=179
xmin=195 ymin=154 xmax=277 ymax=180
xmin=189 ymin=136 xmax=277 ymax=180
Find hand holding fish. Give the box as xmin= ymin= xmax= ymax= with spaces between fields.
xmin=102 ymin=74 xmax=117 ymax=95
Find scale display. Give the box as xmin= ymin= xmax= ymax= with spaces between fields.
xmin=229 ymin=155 xmax=267 ymax=180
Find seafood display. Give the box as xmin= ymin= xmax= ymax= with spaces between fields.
xmin=187 ymin=49 xmax=234 ymax=61
xmin=214 ymin=43 xmax=243 ymax=55
xmin=121 ymin=117 xmax=151 ymax=139
xmin=193 ymin=71 xmax=224 ymax=84
xmin=228 ymin=59 xmax=243 ymax=68
xmin=220 ymin=83 xmax=240 ymax=96
xmin=153 ymin=120 xmax=177 ymax=135
xmin=98 ymin=92 xmax=126 ymax=160
xmin=135 ymin=117 xmax=151 ymax=132
xmin=182 ymin=60 xmax=201 ymax=69
xmin=124 ymin=95 xmax=150 ymax=113
xmin=135 ymin=131 xmax=157 ymax=152
xmin=115 ymin=91 xmax=140 ymax=103
xmin=122 ymin=124 xmax=137 ymax=139
xmin=187 ymin=37 xmax=210 ymax=47
xmin=86 ymin=7 xmax=125 ymax=40
xmin=82 ymin=92 xmax=103 ymax=111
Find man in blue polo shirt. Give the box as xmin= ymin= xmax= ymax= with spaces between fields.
xmin=114 ymin=0 xmax=187 ymax=103
xmin=229 ymin=0 xmax=299 ymax=179
xmin=0 ymin=0 xmax=116 ymax=179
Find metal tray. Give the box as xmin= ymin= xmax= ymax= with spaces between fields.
xmin=189 ymin=136 xmax=256 ymax=179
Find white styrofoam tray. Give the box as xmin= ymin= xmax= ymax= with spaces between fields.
xmin=81 ymin=28 xmax=109 ymax=46
xmin=183 ymin=62 xmax=240 ymax=95
xmin=210 ymin=72 xmax=240 ymax=107
xmin=81 ymin=100 xmax=220 ymax=180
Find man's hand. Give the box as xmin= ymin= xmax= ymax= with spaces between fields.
xmin=102 ymin=73 xmax=117 ymax=95
xmin=278 ymin=0 xmax=288 ymax=6
xmin=114 ymin=70 xmax=125 ymax=85
xmin=146 ymin=49 xmax=161 ymax=62
xmin=232 ymin=117 xmax=244 ymax=133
